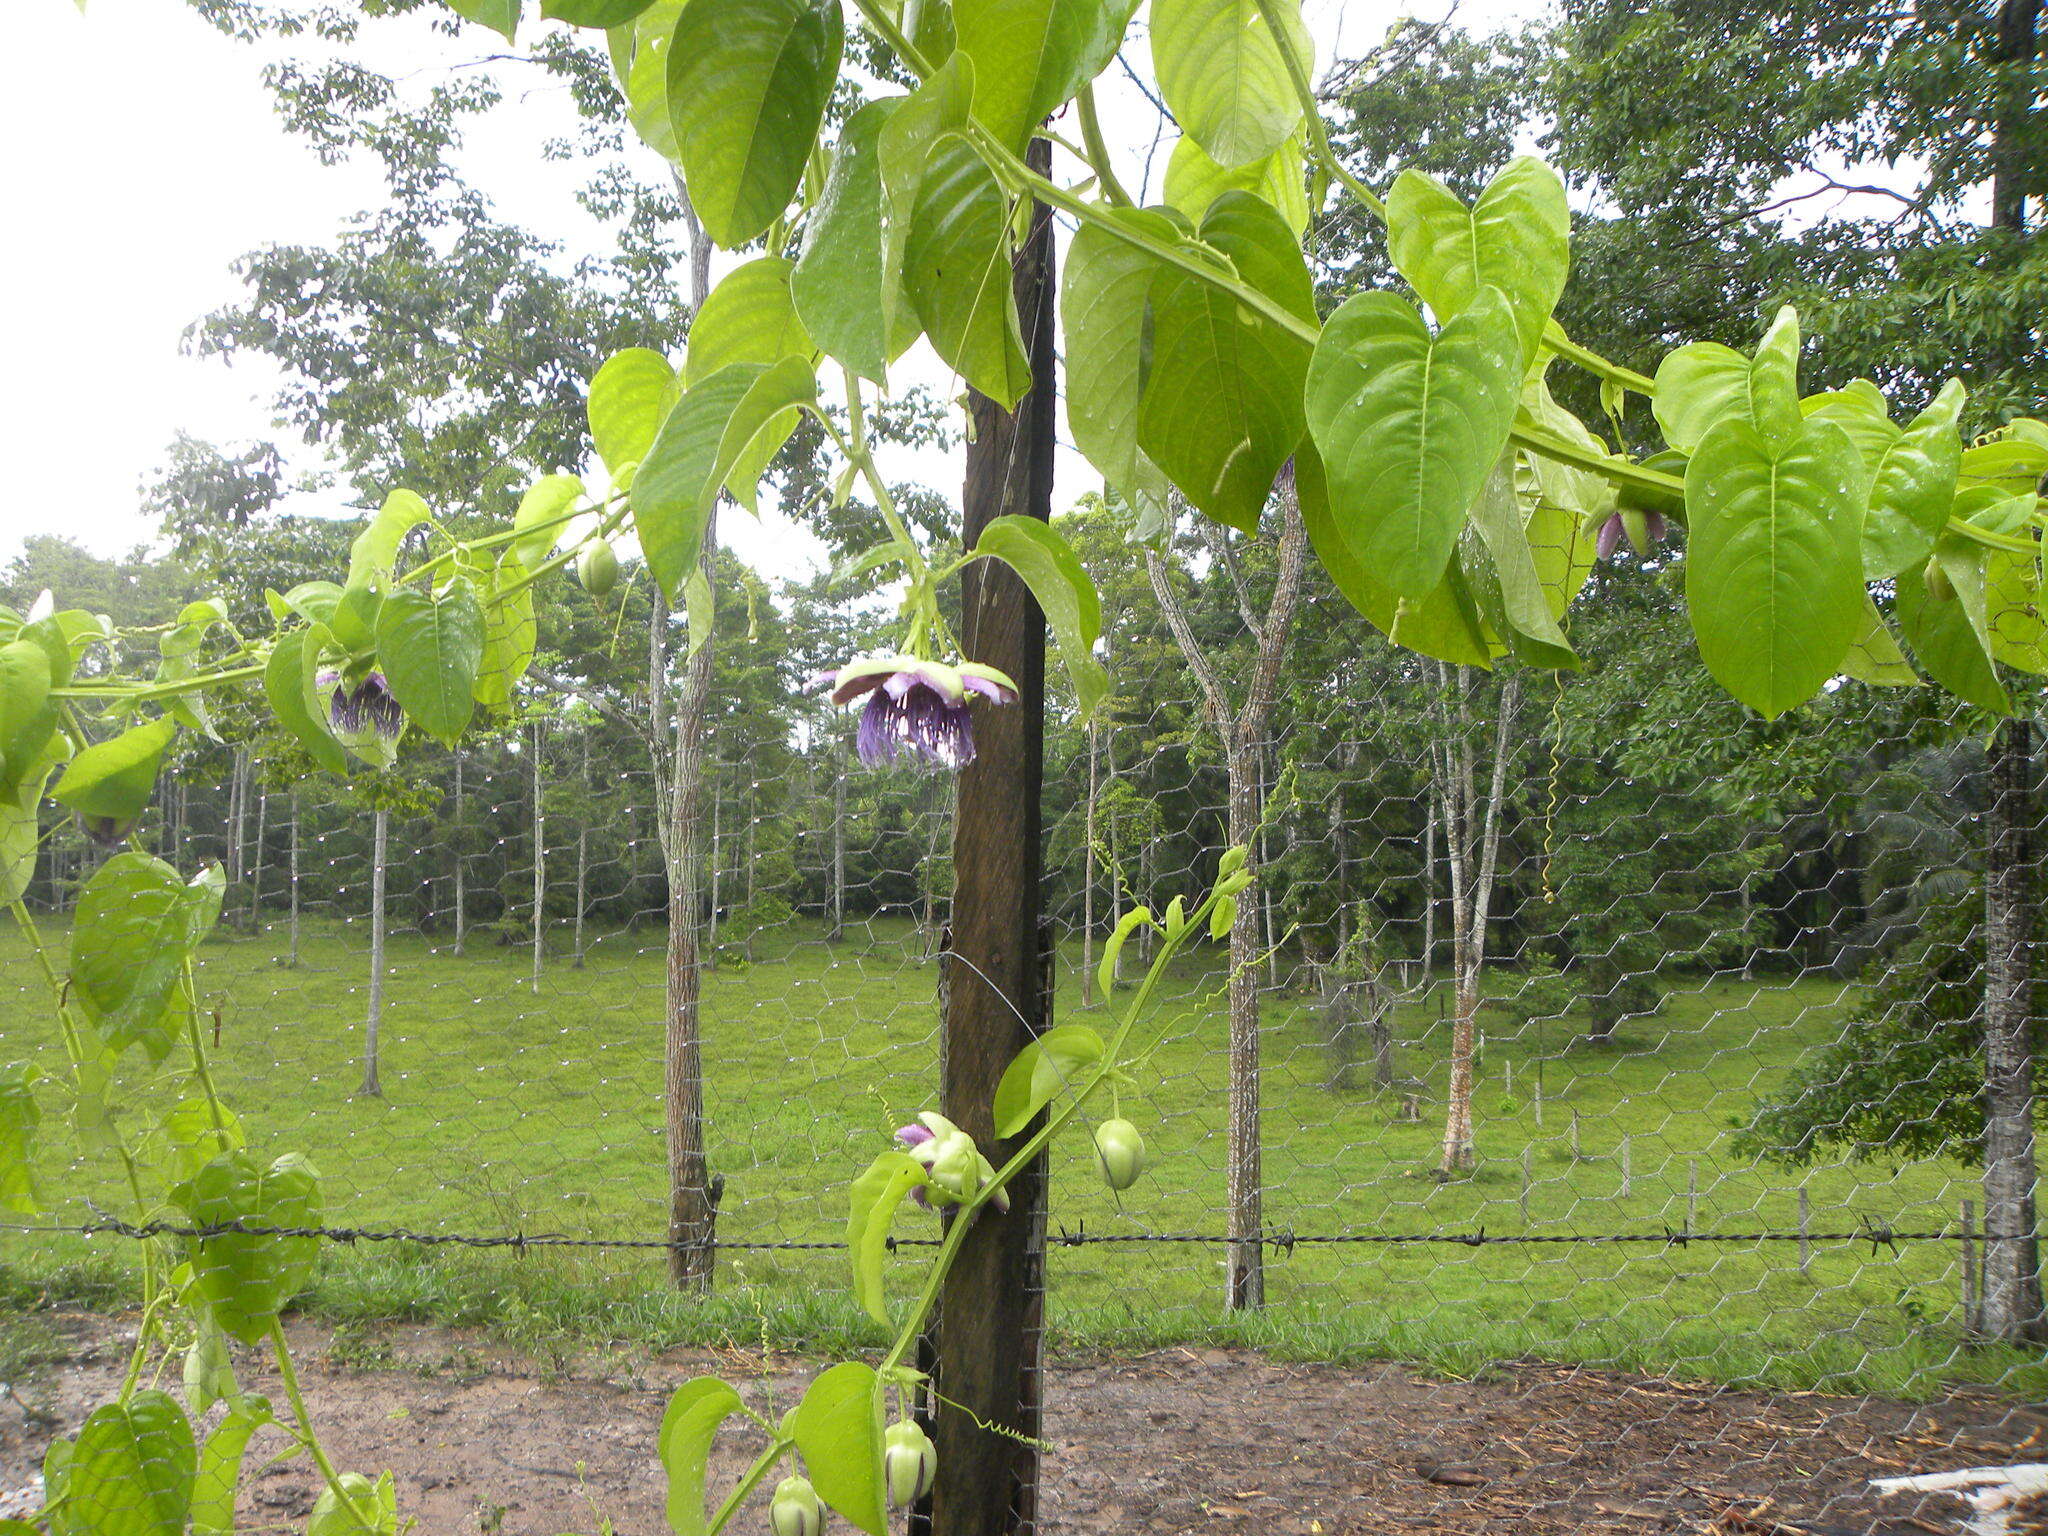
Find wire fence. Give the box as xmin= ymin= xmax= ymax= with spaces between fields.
xmin=4 ymin=550 xmax=2044 ymax=1531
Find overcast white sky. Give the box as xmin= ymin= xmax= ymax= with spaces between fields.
xmin=1 ymin=0 xmax=1542 ymax=575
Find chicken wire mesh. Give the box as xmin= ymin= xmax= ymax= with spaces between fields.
xmin=5 ymin=536 xmax=2044 ymax=1534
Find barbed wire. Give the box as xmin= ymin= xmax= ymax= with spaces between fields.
xmin=0 ymin=1215 xmax=1981 ymax=1257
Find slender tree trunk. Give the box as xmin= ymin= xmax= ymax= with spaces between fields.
xmin=288 ymin=789 xmax=301 ymax=969
xmin=1420 ymin=798 xmax=1438 ymax=986
xmin=1982 ymin=717 xmax=2045 ymax=1340
xmin=452 ymin=750 xmax=467 ymax=958
xmin=830 ymin=733 xmax=847 ymax=942
xmin=532 ymin=716 xmax=545 ymax=995
xmin=250 ymin=783 xmax=268 ymax=932
xmin=1145 ymin=478 xmax=1307 ymax=1310
xmin=574 ymin=734 xmax=590 ymax=970
xmin=228 ymin=747 xmax=247 ymax=895
xmin=662 ymin=182 xmax=719 ymax=1291
xmin=360 ymin=807 xmax=387 ymax=1097
xmin=1082 ymin=719 xmax=1100 ymax=1006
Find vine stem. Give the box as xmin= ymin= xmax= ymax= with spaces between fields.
xmin=182 ymin=955 xmax=230 ymax=1140
xmin=707 ymin=1434 xmax=795 ymax=1531
xmin=270 ymin=1320 xmax=381 ymax=1529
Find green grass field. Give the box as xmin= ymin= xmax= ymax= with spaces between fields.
xmin=4 ymin=913 xmax=2040 ymax=1399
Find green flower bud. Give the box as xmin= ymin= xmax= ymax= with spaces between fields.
xmin=1218 ymin=845 xmax=1248 ymax=878
xmin=770 ymin=1475 xmax=822 ymax=1536
xmin=1092 ymin=1118 xmax=1145 ymax=1191
xmin=1923 ymin=558 xmax=1956 ymax=603
xmin=1210 ymin=893 xmax=1238 ymax=939
xmin=577 ymin=539 xmax=620 ymax=597
xmin=885 ymin=1420 xmax=937 ymax=1507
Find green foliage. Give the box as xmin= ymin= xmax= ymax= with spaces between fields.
xmin=992 ymin=1024 xmax=1106 ymax=1135
xmin=790 ymin=1361 xmax=887 ymax=1536
xmin=172 ymin=1151 xmax=324 ymax=1346
xmin=656 ymin=1377 xmax=747 ymax=1535
xmin=61 ymin=1390 xmax=195 ymax=1536
xmin=1150 ymin=0 xmax=1309 ymax=168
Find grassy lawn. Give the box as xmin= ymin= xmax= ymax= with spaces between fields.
xmin=3 ymin=913 xmax=2038 ymax=1399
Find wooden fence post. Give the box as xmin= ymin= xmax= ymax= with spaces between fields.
xmin=926 ymin=133 xmax=1058 ymax=1536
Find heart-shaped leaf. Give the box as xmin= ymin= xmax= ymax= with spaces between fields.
xmin=1896 ymin=534 xmax=2009 ymax=712
xmin=191 ymin=1395 xmax=274 ymax=1536
xmin=70 ymin=854 xmax=225 ymax=1061
xmin=1151 ymin=0 xmax=1310 ymax=168
xmin=903 ymin=135 xmax=1031 ymax=409
xmin=51 ymin=715 xmax=178 ymax=827
xmin=1387 ymin=156 xmax=1569 ymax=368
xmin=375 ymin=577 xmax=485 ymax=746
xmin=792 ymin=1361 xmax=888 ymax=1536
xmin=794 ymin=98 xmax=913 ymax=383
xmin=1304 ymin=286 xmax=1523 ymax=598
xmin=1683 ymin=415 xmax=1866 ymax=718
xmin=1163 ymin=131 xmax=1308 ymax=234
xmin=666 ymin=0 xmax=842 ymax=249
xmin=1061 ymin=205 xmax=1183 ymax=498
xmin=685 ymin=257 xmax=814 ymax=386
xmin=67 ymin=1390 xmax=194 ymax=1536
xmin=588 ymin=349 xmax=680 ymax=483
xmin=993 ymin=1024 xmax=1105 ymax=1136
xmin=174 ymin=1150 xmax=323 ymax=1345
xmin=846 ymin=1151 xmax=931 ymax=1325
xmin=658 ymin=1377 xmax=747 ymax=1536
xmin=1862 ymin=378 xmax=1965 ymax=579
xmin=0 ymin=638 xmax=56 ymax=798
xmin=956 ymin=0 xmax=1133 ymax=152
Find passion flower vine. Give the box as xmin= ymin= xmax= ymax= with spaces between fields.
xmin=1595 ymin=509 xmax=1671 ymax=562
xmin=811 ymin=655 xmax=1018 ymax=771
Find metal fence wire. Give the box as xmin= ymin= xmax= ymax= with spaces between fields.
xmin=4 ymin=543 xmax=2045 ymax=1533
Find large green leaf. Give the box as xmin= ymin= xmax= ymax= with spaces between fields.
xmin=1841 ymin=595 xmax=1918 ymax=687
xmin=70 ymin=854 xmax=225 ymax=1062
xmin=1061 ymin=205 xmax=1182 ymax=495
xmin=51 ymin=715 xmax=177 ymax=827
xmin=472 ymin=554 xmax=538 ymax=716
xmin=511 ymin=474 xmax=583 ymax=569
xmin=878 ymin=56 xmax=975 ymax=353
xmin=1802 ymin=380 xmax=1898 ymax=474
xmin=620 ymin=2 xmax=686 ymax=159
xmin=657 ymin=1377 xmax=747 ymax=1536
xmin=1138 ymin=192 xmax=1314 ymax=532
xmin=544 ymin=0 xmax=653 ymax=24
xmin=1163 ymin=130 xmax=1308 ymax=235
xmin=262 ymin=629 xmax=348 ymax=777
xmin=665 ymin=0 xmax=842 ymax=249
xmin=190 ymin=1395 xmax=274 ymax=1536
xmin=375 ymin=578 xmax=485 ymax=747
xmin=1682 ymin=415 xmax=1866 ymax=718
xmin=67 ymin=1391 xmax=194 ymax=1536
xmin=794 ymin=99 xmax=911 ymax=383
xmin=1386 ymin=156 xmax=1569 ymax=369
xmin=0 ymin=1062 xmax=41 ymax=1215
xmin=903 ymin=136 xmax=1031 ymax=408
xmin=684 ymin=257 xmax=814 ymax=386
xmin=1464 ymin=453 xmax=1575 ymax=668
xmin=1653 ymin=307 xmax=1802 ymax=456
xmin=1150 ymin=0 xmax=1310 ymax=168
xmin=0 ymin=773 xmax=47 ymax=906
xmin=1896 ymin=536 xmax=2009 ymax=712
xmin=845 ymin=1150 xmax=930 ymax=1325
xmin=633 ymin=364 xmax=764 ymax=602
xmin=992 ymin=1023 xmax=1104 ymax=1135
xmin=174 ymin=1150 xmax=323 ymax=1346
xmin=712 ymin=356 xmax=820 ymax=514
xmin=955 ymin=0 xmax=1128 ymax=153
xmin=965 ymin=515 xmax=1108 ymax=715
xmin=791 ymin=1361 xmax=888 ymax=1536
xmin=0 ymin=638 xmax=56 ymax=797
xmin=1862 ymin=378 xmax=1965 ymax=580
xmin=1303 ymin=286 xmax=1524 ymax=598
xmin=1296 ymin=446 xmax=1493 ymax=666
xmin=345 ymin=489 xmax=431 ymax=591
xmin=588 ymin=348 xmax=680 ymax=483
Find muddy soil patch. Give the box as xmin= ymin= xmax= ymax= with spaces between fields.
xmin=1 ymin=1315 xmax=2038 ymax=1534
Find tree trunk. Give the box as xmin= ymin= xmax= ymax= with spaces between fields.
xmin=1982 ymin=716 xmax=2045 ymax=1340
xmin=926 ymin=136 xmax=1057 ymax=1536
xmin=574 ymin=734 xmax=590 ymax=970
xmin=287 ymin=789 xmax=301 ymax=969
xmin=660 ymin=179 xmax=720 ymax=1291
xmin=453 ymin=750 xmax=467 ymax=958
xmin=250 ymin=783 xmax=268 ymax=932
xmin=360 ymin=807 xmax=387 ymax=1098
xmin=1082 ymin=719 xmax=1100 ymax=1006
xmin=830 ymin=732 xmax=847 ymax=942
xmin=531 ymin=716 xmax=545 ymax=995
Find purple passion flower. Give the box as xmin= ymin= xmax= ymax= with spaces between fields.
xmin=894 ymin=1113 xmax=1009 ymax=1213
xmin=811 ymin=655 xmax=1019 ymax=771
xmin=318 ymin=669 xmax=405 ymax=768
xmin=1596 ymin=509 xmax=1670 ymax=562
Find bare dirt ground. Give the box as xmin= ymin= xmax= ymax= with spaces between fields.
xmin=3 ymin=1314 xmax=2042 ymax=1535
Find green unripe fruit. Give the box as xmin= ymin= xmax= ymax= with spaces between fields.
xmin=885 ymin=1419 xmax=937 ymax=1507
xmin=770 ymin=1475 xmax=822 ymax=1536
xmin=577 ymin=539 xmax=620 ymax=597
xmin=1092 ymin=1118 xmax=1145 ymax=1191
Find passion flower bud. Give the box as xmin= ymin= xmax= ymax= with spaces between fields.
xmin=769 ymin=1475 xmax=822 ymax=1536
xmin=926 ymin=1130 xmax=979 ymax=1202
xmin=318 ymin=669 xmax=405 ymax=769
xmin=577 ymin=539 xmax=620 ymax=597
xmin=1092 ymin=1118 xmax=1146 ymax=1192
xmin=885 ymin=1420 xmax=937 ymax=1507
xmin=76 ymin=813 xmax=139 ymax=847
xmin=1923 ymin=559 xmax=1956 ymax=603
